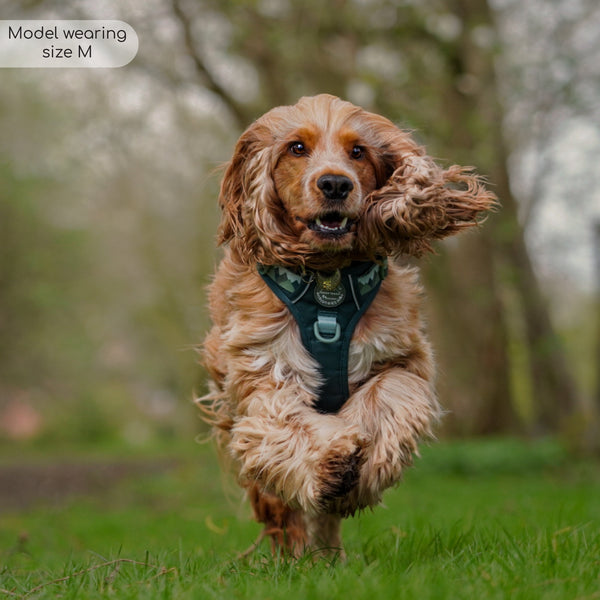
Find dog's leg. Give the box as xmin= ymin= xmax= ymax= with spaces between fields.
xmin=246 ymin=486 xmax=345 ymax=559
xmin=248 ymin=485 xmax=308 ymax=558
xmin=230 ymin=387 xmax=368 ymax=514
xmin=304 ymin=513 xmax=345 ymax=560
xmin=338 ymin=367 xmax=440 ymax=510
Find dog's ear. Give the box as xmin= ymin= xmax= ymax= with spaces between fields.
xmin=216 ymin=135 xmax=247 ymax=247
xmin=360 ymin=120 xmax=497 ymax=257
xmin=217 ymin=124 xmax=270 ymax=248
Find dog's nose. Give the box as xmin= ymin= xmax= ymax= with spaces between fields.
xmin=317 ymin=174 xmax=354 ymax=201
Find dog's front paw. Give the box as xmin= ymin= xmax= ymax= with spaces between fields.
xmin=316 ymin=444 xmax=366 ymax=513
xmin=320 ymin=446 xmax=363 ymax=500
xmin=230 ymin=411 xmax=372 ymax=515
xmin=275 ymin=433 xmax=369 ymax=515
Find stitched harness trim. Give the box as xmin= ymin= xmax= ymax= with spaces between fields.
xmin=258 ymin=259 xmax=388 ymax=413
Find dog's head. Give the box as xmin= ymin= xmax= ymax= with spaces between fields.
xmin=218 ymin=94 xmax=496 ymax=267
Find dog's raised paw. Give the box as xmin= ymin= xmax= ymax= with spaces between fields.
xmin=317 ymin=446 xmax=364 ymax=512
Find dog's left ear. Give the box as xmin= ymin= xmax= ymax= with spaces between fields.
xmin=360 ymin=121 xmax=497 ymax=257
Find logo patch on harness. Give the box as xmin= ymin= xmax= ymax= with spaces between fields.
xmin=314 ymin=270 xmax=346 ymax=307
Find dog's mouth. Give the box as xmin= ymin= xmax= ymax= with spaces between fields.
xmin=305 ymin=212 xmax=356 ymax=237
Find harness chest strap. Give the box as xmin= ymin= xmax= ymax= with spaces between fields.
xmin=258 ymin=259 xmax=388 ymax=413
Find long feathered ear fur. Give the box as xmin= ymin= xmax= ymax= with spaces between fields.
xmin=217 ymin=122 xmax=303 ymax=266
xmin=217 ymin=124 xmax=275 ymax=253
xmin=359 ymin=120 xmax=497 ymax=258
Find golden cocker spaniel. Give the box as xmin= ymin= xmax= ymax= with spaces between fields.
xmin=199 ymin=94 xmax=495 ymax=558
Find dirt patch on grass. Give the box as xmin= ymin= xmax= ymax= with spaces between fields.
xmin=0 ymin=458 xmax=178 ymax=512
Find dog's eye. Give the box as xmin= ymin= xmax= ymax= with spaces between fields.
xmin=350 ymin=145 xmax=365 ymax=159
xmin=289 ymin=142 xmax=306 ymax=156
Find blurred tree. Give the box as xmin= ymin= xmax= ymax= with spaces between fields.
xmin=391 ymin=0 xmax=579 ymax=435
xmin=595 ymin=222 xmax=600 ymax=414
xmin=0 ymin=70 xmax=214 ymax=443
xmin=0 ymin=167 xmax=96 ymax=422
xmin=4 ymin=0 xmax=597 ymax=444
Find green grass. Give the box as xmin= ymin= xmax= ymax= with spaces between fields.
xmin=1 ymin=438 xmax=599 ymax=599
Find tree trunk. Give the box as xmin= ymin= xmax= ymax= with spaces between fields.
xmin=596 ymin=222 xmax=600 ymax=412
xmin=424 ymin=234 xmax=517 ymax=435
xmin=488 ymin=136 xmax=579 ymax=432
xmin=417 ymin=0 xmax=516 ymax=435
xmin=420 ymin=0 xmax=579 ymax=434
xmin=456 ymin=0 xmax=579 ymax=433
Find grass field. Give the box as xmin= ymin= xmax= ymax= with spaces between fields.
xmin=1 ymin=437 xmax=599 ymax=599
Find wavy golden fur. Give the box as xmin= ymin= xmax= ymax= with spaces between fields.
xmin=199 ymin=94 xmax=495 ymax=558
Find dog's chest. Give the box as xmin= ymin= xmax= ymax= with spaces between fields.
xmin=263 ymin=302 xmax=397 ymax=397
xmin=257 ymin=261 xmax=387 ymax=412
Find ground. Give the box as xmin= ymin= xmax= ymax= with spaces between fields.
xmin=1 ymin=437 xmax=599 ymax=599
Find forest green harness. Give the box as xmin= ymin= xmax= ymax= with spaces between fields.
xmin=258 ymin=259 xmax=388 ymax=414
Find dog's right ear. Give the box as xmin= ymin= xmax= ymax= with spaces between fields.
xmin=217 ymin=129 xmax=253 ymax=246
xmin=217 ymin=123 xmax=274 ymax=248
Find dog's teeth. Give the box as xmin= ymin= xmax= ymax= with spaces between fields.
xmin=314 ymin=217 xmax=349 ymax=233
xmin=313 ymin=216 xmax=349 ymax=232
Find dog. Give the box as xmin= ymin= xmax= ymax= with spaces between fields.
xmin=199 ymin=94 xmax=495 ymax=558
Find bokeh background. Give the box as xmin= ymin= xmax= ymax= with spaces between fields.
xmin=1 ymin=0 xmax=599 ymax=454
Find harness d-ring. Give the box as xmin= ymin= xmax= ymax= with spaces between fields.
xmin=313 ymin=313 xmax=341 ymax=344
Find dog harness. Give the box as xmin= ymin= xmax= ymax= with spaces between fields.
xmin=258 ymin=259 xmax=388 ymax=414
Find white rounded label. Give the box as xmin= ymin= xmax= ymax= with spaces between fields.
xmin=0 ymin=20 xmax=138 ymax=68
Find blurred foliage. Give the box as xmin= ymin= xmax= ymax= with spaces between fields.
xmin=0 ymin=166 xmax=111 ymax=442
xmin=1 ymin=168 xmax=87 ymax=384
xmin=0 ymin=0 xmax=599 ymax=448
xmin=0 ymin=72 xmax=211 ymax=446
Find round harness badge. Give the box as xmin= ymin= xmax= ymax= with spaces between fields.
xmin=314 ymin=270 xmax=346 ymax=307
